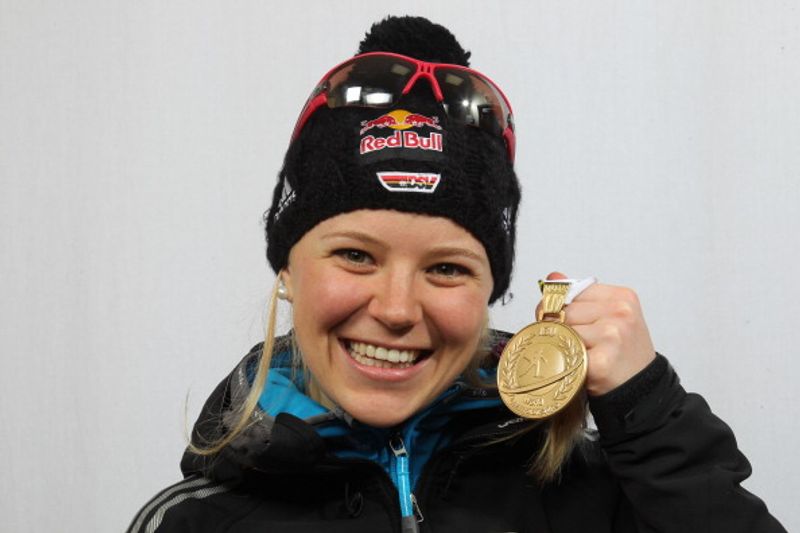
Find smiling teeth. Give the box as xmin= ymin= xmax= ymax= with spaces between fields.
xmin=347 ymin=341 xmax=420 ymax=369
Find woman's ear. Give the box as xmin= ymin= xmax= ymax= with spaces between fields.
xmin=277 ymin=269 xmax=293 ymax=302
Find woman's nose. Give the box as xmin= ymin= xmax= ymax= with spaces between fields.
xmin=367 ymin=273 xmax=422 ymax=331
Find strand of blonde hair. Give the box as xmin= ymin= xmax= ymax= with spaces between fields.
xmin=187 ymin=278 xmax=280 ymax=455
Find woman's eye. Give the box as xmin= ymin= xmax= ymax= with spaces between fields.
xmin=334 ymin=249 xmax=373 ymax=265
xmin=429 ymin=263 xmax=469 ymax=278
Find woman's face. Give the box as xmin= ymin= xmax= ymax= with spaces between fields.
xmin=283 ymin=209 xmax=493 ymax=427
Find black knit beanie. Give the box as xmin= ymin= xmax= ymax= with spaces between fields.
xmin=265 ymin=16 xmax=521 ymax=303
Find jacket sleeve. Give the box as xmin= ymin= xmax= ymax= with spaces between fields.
xmin=126 ymin=475 xmax=235 ymax=533
xmin=589 ymin=355 xmax=787 ymax=533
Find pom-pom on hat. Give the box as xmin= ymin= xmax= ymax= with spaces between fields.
xmin=265 ymin=16 xmax=521 ymax=304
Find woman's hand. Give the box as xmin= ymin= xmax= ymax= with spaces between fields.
xmin=544 ymin=272 xmax=656 ymax=396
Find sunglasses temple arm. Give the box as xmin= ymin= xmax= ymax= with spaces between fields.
xmin=503 ymin=127 xmax=516 ymax=164
xmin=292 ymin=93 xmax=328 ymax=141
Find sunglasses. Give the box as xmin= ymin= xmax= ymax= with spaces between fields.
xmin=291 ymin=52 xmax=516 ymax=162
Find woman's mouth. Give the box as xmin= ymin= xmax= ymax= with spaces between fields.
xmin=345 ymin=340 xmax=431 ymax=369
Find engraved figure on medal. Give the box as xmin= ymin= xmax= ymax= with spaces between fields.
xmin=498 ymin=281 xmax=588 ymax=419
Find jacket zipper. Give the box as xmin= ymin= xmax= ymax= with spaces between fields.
xmin=390 ymin=434 xmax=422 ymax=533
xmin=411 ymin=414 xmax=535 ymax=524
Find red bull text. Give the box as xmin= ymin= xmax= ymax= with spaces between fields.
xmin=360 ymin=130 xmax=443 ymax=155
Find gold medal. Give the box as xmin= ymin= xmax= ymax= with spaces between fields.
xmin=497 ymin=280 xmax=588 ymax=419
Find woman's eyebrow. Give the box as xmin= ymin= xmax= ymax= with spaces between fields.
xmin=321 ymin=231 xmax=384 ymax=247
xmin=428 ymin=246 xmax=485 ymax=263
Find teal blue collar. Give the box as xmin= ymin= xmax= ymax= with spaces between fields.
xmin=256 ymin=351 xmax=501 ymax=491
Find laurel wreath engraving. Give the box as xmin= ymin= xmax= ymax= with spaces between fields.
xmin=500 ymin=334 xmax=532 ymax=389
xmin=552 ymin=333 xmax=582 ymax=402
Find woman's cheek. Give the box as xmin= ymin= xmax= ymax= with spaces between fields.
xmin=296 ymin=270 xmax=369 ymax=324
xmin=430 ymin=290 xmax=488 ymax=341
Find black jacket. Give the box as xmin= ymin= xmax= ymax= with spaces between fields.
xmin=128 ymin=335 xmax=786 ymax=532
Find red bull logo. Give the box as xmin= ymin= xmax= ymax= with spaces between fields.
xmin=358 ymin=109 xmax=445 ymax=159
xmin=376 ymin=172 xmax=441 ymax=193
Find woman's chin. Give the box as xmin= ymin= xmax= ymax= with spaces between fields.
xmin=344 ymin=399 xmax=418 ymax=428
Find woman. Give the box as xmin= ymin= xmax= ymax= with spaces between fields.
xmin=128 ymin=16 xmax=786 ymax=533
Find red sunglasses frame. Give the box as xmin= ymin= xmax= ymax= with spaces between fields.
xmin=291 ymin=52 xmax=516 ymax=162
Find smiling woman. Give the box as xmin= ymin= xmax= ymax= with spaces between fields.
xmin=127 ymin=15 xmax=786 ymax=533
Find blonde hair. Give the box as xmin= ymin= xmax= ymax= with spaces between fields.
xmin=527 ymin=395 xmax=587 ymax=482
xmin=187 ymin=279 xmax=281 ymax=456
xmin=188 ymin=281 xmax=586 ymax=482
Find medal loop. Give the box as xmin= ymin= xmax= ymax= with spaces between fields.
xmin=536 ymin=281 xmax=570 ymax=323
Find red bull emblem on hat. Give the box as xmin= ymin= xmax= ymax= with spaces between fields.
xmin=376 ymin=171 xmax=441 ymax=193
xmin=359 ymin=109 xmax=443 ymax=156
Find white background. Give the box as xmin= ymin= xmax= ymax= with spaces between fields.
xmin=1 ymin=1 xmax=798 ymax=531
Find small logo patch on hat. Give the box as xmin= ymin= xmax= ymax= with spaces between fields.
xmin=376 ymin=172 xmax=441 ymax=193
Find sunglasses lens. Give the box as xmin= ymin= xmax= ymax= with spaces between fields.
xmin=295 ymin=54 xmax=514 ymax=161
xmin=435 ymin=69 xmax=511 ymax=136
xmin=326 ymin=55 xmax=417 ymax=108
